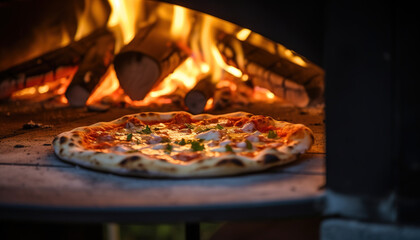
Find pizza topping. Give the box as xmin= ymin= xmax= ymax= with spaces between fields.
xmin=97 ymin=134 xmax=114 ymax=142
xmin=219 ymin=139 xmax=231 ymax=146
xmin=175 ymin=138 xmax=187 ymax=145
xmin=139 ymin=125 xmax=152 ymax=134
xmin=245 ymin=133 xmax=259 ymax=142
xmin=245 ymin=139 xmax=253 ymax=150
xmin=125 ymin=122 xmax=136 ymax=130
xmin=126 ymin=133 xmax=133 ymax=141
xmin=147 ymin=133 xmax=162 ymax=144
xmin=164 ymin=143 xmax=173 ymax=153
xmin=241 ymin=122 xmax=255 ymax=133
xmin=190 ymin=141 xmax=205 ymax=151
xmin=267 ymin=130 xmax=278 ymax=139
xmin=225 ymin=144 xmax=234 ymax=152
xmin=70 ymin=112 xmax=311 ymax=164
xmin=195 ymin=129 xmax=221 ymax=141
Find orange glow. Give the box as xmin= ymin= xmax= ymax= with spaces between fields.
xmin=204 ymin=97 xmax=214 ymax=111
xmin=253 ymin=86 xmax=278 ymax=102
xmin=236 ymin=28 xmax=251 ymax=41
xmin=86 ymin=66 xmax=120 ymax=105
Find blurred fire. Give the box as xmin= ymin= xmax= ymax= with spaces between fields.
xmin=10 ymin=0 xmax=309 ymax=110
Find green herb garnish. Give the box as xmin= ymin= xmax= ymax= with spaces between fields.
xmin=245 ymin=139 xmax=253 ymax=150
xmin=185 ymin=123 xmax=194 ymax=129
xmin=165 ymin=143 xmax=173 ymax=153
xmin=267 ymin=130 xmax=277 ymax=139
xmin=127 ymin=133 xmax=133 ymax=141
xmin=225 ymin=144 xmax=234 ymax=152
xmin=161 ymin=137 xmax=171 ymax=143
xmin=190 ymin=141 xmax=205 ymax=151
xmin=140 ymin=125 xmax=152 ymax=134
xmin=176 ymin=138 xmax=186 ymax=145
xmin=215 ymin=124 xmax=223 ymax=130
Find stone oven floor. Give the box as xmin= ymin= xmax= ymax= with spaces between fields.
xmin=0 ymin=103 xmax=325 ymax=222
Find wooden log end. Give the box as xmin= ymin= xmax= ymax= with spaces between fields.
xmin=114 ymin=51 xmax=160 ymax=101
xmin=65 ymin=84 xmax=90 ymax=107
xmin=184 ymin=91 xmax=208 ymax=114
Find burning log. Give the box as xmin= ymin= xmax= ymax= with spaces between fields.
xmin=65 ymin=30 xmax=115 ymax=106
xmin=245 ymin=63 xmax=310 ymax=107
xmin=0 ymin=29 xmax=113 ymax=100
xmin=217 ymin=33 xmax=324 ymax=106
xmin=184 ymin=76 xmax=216 ymax=114
xmin=113 ymin=21 xmax=188 ymax=101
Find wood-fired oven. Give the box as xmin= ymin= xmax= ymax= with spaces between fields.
xmin=0 ymin=0 xmax=419 ymax=239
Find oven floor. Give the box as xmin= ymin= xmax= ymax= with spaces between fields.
xmin=0 ymin=104 xmax=325 ymax=222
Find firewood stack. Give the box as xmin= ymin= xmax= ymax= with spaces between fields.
xmin=0 ymin=0 xmax=325 ymax=113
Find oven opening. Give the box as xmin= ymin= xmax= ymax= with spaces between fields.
xmin=0 ymin=0 xmax=324 ymax=113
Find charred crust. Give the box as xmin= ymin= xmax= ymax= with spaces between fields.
xmin=94 ymin=152 xmax=102 ymax=155
xmin=216 ymin=158 xmax=245 ymax=167
xmin=72 ymin=133 xmax=80 ymax=138
xmin=147 ymin=112 xmax=156 ymax=116
xmin=263 ymin=154 xmax=281 ymax=164
xmin=59 ymin=136 xmax=67 ymax=144
xmin=119 ymin=156 xmax=141 ymax=166
xmin=140 ymin=113 xmax=147 ymax=117
xmin=53 ymin=137 xmax=59 ymax=144
xmin=78 ymin=140 xmax=83 ymax=144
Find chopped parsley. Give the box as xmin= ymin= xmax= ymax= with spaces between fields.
xmin=139 ymin=125 xmax=152 ymax=134
xmin=126 ymin=133 xmax=133 ymax=141
xmin=176 ymin=138 xmax=187 ymax=145
xmin=165 ymin=143 xmax=173 ymax=153
xmin=267 ymin=130 xmax=277 ymax=139
xmin=185 ymin=123 xmax=194 ymax=129
xmin=215 ymin=124 xmax=224 ymax=130
xmin=195 ymin=126 xmax=211 ymax=133
xmin=225 ymin=144 xmax=234 ymax=152
xmin=190 ymin=141 xmax=205 ymax=151
xmin=245 ymin=139 xmax=253 ymax=150
xmin=161 ymin=137 xmax=171 ymax=143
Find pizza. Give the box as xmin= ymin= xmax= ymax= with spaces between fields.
xmin=53 ymin=111 xmax=314 ymax=178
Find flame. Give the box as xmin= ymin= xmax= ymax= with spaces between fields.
xmin=75 ymin=0 xmax=110 ymax=41
xmin=171 ymin=5 xmax=188 ymax=40
xmin=107 ymin=0 xmax=141 ymax=49
xmin=58 ymin=1 xmax=310 ymax=108
xmin=204 ymin=97 xmax=214 ymax=111
xmin=236 ymin=28 xmax=251 ymax=41
xmin=86 ymin=66 xmax=120 ymax=105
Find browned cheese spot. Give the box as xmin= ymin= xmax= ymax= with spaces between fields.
xmin=59 ymin=148 xmax=64 ymax=154
xmin=215 ymin=158 xmax=245 ymax=167
xmin=69 ymin=142 xmax=75 ymax=147
xmin=59 ymin=136 xmax=67 ymax=144
xmin=72 ymin=133 xmax=80 ymax=138
xmin=119 ymin=156 xmax=142 ymax=166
